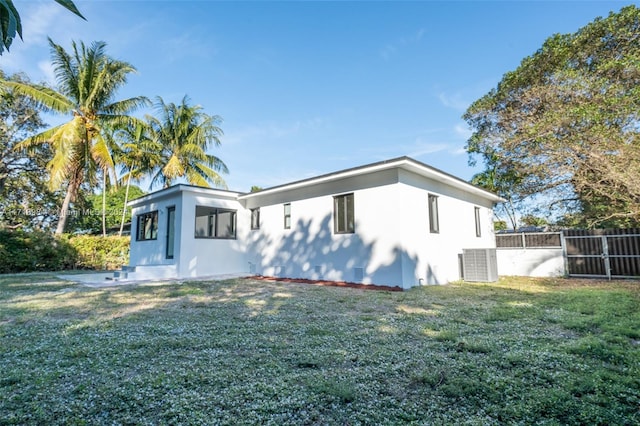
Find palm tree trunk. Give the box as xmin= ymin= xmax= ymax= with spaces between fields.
xmin=55 ymin=172 xmax=81 ymax=235
xmin=119 ymin=165 xmax=134 ymax=237
xmin=102 ymin=169 xmax=107 ymax=237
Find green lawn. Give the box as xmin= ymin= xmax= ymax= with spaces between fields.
xmin=1 ymin=274 xmax=639 ymax=425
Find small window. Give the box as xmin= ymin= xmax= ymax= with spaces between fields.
xmin=195 ymin=206 xmax=236 ymax=239
xmin=166 ymin=206 xmax=176 ymax=259
xmin=428 ymin=194 xmax=439 ymax=234
xmin=334 ymin=193 xmax=355 ymax=234
xmin=136 ymin=211 xmax=158 ymax=241
xmin=284 ymin=203 xmax=291 ymax=229
xmin=251 ymin=208 xmax=260 ymax=230
xmin=474 ymin=207 xmax=482 ymax=237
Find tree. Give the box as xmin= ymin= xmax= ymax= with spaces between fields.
xmin=67 ymin=185 xmax=145 ymax=234
xmin=1 ymin=0 xmax=85 ymax=54
xmin=1 ymin=39 xmax=149 ymax=234
xmin=113 ymin=121 xmax=161 ymax=235
xmin=147 ymin=96 xmax=228 ymax=189
xmin=0 ymin=70 xmax=60 ymax=230
xmin=464 ymin=5 xmax=640 ymax=228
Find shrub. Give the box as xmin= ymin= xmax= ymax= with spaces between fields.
xmin=0 ymin=231 xmax=130 ymax=273
xmin=0 ymin=229 xmax=77 ymax=273
xmin=65 ymin=235 xmax=130 ymax=270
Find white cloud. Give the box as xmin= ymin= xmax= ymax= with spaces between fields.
xmin=225 ymin=117 xmax=326 ymax=146
xmin=408 ymin=139 xmax=449 ymax=157
xmin=161 ymin=30 xmax=219 ymax=64
xmin=438 ymin=92 xmax=471 ymax=111
xmin=37 ymin=60 xmax=56 ymax=86
xmin=20 ymin=2 xmax=62 ymax=47
xmin=379 ymin=28 xmax=426 ymax=61
xmin=454 ymin=122 xmax=472 ymax=140
xmin=360 ymin=136 xmax=449 ymax=160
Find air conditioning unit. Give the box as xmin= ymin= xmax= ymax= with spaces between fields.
xmin=462 ymin=249 xmax=498 ymax=282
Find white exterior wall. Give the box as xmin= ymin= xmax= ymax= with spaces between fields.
xmin=178 ymin=193 xmax=249 ymax=278
xmin=397 ymin=170 xmax=496 ymax=285
xmin=129 ymin=192 xmax=182 ymax=279
xmin=127 ymin=159 xmax=502 ymax=287
xmin=497 ymin=248 xmax=566 ymax=277
xmin=245 ymin=171 xmax=405 ymax=286
xmin=245 ymin=170 xmax=496 ymax=288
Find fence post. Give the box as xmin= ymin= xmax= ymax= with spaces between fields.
xmin=561 ymin=231 xmax=569 ymax=277
xmin=602 ymin=235 xmax=611 ymax=280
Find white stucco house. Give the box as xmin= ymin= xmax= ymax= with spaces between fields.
xmin=126 ymin=156 xmax=504 ymax=289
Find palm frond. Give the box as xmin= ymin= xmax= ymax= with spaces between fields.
xmin=102 ymin=96 xmax=151 ymax=115
xmin=1 ymin=80 xmax=74 ymax=113
xmin=53 ymin=0 xmax=86 ymax=20
xmin=48 ymin=38 xmax=79 ymax=100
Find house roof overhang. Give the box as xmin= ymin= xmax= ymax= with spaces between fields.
xmin=238 ymin=156 xmax=506 ymax=204
xmin=127 ymin=184 xmax=244 ymax=208
xmin=127 ymin=157 xmax=506 ymax=207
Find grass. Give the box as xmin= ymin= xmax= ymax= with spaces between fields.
xmin=1 ymin=274 xmax=639 ymax=425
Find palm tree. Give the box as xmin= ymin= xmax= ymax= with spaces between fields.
xmin=113 ymin=121 xmax=161 ymax=236
xmin=147 ymin=96 xmax=228 ymax=189
xmin=1 ymin=38 xmax=148 ymax=234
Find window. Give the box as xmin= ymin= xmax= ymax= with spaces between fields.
xmin=166 ymin=206 xmax=176 ymax=259
xmin=428 ymin=194 xmax=439 ymax=234
xmin=334 ymin=193 xmax=355 ymax=234
xmin=251 ymin=208 xmax=260 ymax=230
xmin=284 ymin=203 xmax=291 ymax=229
xmin=195 ymin=206 xmax=236 ymax=239
xmin=136 ymin=211 xmax=158 ymax=241
xmin=474 ymin=207 xmax=482 ymax=237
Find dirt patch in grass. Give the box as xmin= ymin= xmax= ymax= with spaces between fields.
xmin=251 ymin=275 xmax=403 ymax=291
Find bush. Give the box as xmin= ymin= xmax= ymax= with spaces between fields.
xmin=0 ymin=230 xmax=130 ymax=273
xmin=0 ymin=229 xmax=77 ymax=273
xmin=65 ymin=235 xmax=130 ymax=270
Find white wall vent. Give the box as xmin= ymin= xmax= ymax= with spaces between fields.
xmin=462 ymin=249 xmax=498 ymax=282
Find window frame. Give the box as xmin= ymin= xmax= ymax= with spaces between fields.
xmin=428 ymin=194 xmax=439 ymax=234
xmin=166 ymin=206 xmax=176 ymax=259
xmin=284 ymin=203 xmax=291 ymax=229
xmin=136 ymin=210 xmax=158 ymax=241
xmin=474 ymin=206 xmax=482 ymax=238
xmin=250 ymin=208 xmax=260 ymax=230
xmin=333 ymin=193 xmax=355 ymax=234
xmin=194 ymin=206 xmax=237 ymax=239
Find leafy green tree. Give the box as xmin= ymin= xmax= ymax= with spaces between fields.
xmin=520 ymin=215 xmax=548 ymax=229
xmin=67 ymin=185 xmax=145 ymax=234
xmin=0 ymin=70 xmax=60 ymax=230
xmin=464 ymin=5 xmax=640 ymax=228
xmin=493 ymin=220 xmax=508 ymax=232
xmin=0 ymin=0 xmax=85 ymax=54
xmin=1 ymin=39 xmax=149 ymax=234
xmin=147 ymin=96 xmax=228 ymax=189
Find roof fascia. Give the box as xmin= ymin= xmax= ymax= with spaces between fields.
xmin=127 ymin=184 xmax=243 ymax=207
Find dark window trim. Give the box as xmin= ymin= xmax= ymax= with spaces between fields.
xmin=474 ymin=206 xmax=482 ymax=238
xmin=284 ymin=203 xmax=291 ymax=229
xmin=428 ymin=194 xmax=439 ymax=234
xmin=194 ymin=206 xmax=237 ymax=239
xmin=251 ymin=208 xmax=260 ymax=230
xmin=333 ymin=193 xmax=355 ymax=234
xmin=166 ymin=206 xmax=176 ymax=259
xmin=136 ymin=210 xmax=158 ymax=241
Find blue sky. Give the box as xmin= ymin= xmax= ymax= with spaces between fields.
xmin=2 ymin=0 xmax=633 ymax=193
